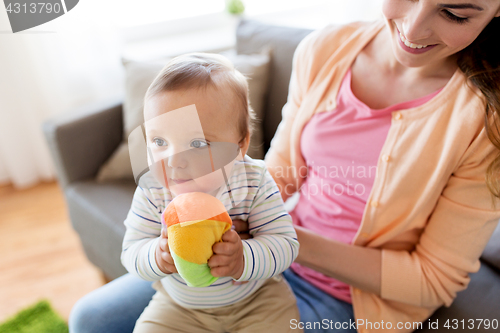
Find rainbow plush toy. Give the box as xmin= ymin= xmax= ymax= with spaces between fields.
xmin=162 ymin=192 xmax=232 ymax=287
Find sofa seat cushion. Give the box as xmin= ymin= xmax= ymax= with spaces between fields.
xmin=65 ymin=180 xmax=137 ymax=279
xmin=481 ymin=220 xmax=500 ymax=271
xmin=416 ymin=261 xmax=500 ymax=332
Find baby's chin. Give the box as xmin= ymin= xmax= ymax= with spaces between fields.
xmin=169 ymin=181 xmax=221 ymax=197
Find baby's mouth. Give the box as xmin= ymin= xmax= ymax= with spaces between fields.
xmin=170 ymin=178 xmax=192 ymax=185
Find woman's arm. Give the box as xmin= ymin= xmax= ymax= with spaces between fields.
xmin=232 ymin=219 xmax=382 ymax=294
xmin=294 ymin=225 xmax=381 ymax=295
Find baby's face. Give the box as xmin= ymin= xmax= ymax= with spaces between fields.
xmin=144 ymin=87 xmax=245 ymax=197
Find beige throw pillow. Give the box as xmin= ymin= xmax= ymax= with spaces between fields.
xmin=96 ymin=50 xmax=271 ymax=182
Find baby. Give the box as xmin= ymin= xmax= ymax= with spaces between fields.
xmin=121 ymin=53 xmax=301 ymax=333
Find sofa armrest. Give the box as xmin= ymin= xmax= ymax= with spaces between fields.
xmin=43 ymin=96 xmax=124 ymax=188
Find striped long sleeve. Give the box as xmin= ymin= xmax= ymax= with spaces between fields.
xmin=121 ymin=183 xmax=171 ymax=281
xmin=234 ymin=167 xmax=299 ymax=281
xmin=120 ymin=156 xmax=299 ymax=308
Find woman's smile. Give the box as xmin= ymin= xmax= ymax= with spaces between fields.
xmin=397 ymin=29 xmax=437 ymax=54
xmin=394 ymin=23 xmax=438 ymax=54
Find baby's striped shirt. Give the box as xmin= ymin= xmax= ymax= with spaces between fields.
xmin=121 ymin=155 xmax=299 ymax=309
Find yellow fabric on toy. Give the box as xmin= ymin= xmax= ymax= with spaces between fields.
xmin=168 ymin=220 xmax=231 ymax=264
xmin=162 ymin=192 xmax=232 ymax=287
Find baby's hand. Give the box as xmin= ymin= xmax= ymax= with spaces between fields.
xmin=208 ymin=229 xmax=244 ymax=280
xmin=155 ymin=227 xmax=178 ymax=275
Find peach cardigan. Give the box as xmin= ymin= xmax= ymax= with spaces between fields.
xmin=265 ymin=20 xmax=500 ymax=332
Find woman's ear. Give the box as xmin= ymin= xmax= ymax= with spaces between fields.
xmin=239 ymin=132 xmax=251 ymax=157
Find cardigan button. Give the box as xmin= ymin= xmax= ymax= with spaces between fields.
xmin=382 ymin=154 xmax=390 ymax=162
xmin=394 ymin=112 xmax=402 ymax=120
xmin=370 ymin=200 xmax=379 ymax=208
xmin=327 ymin=99 xmax=335 ymax=109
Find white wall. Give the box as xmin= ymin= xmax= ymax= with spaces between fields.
xmin=0 ymin=0 xmax=384 ymax=188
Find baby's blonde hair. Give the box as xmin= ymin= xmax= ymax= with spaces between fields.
xmin=145 ymin=52 xmax=256 ymax=143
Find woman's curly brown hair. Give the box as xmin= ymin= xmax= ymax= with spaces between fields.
xmin=457 ymin=17 xmax=500 ymax=202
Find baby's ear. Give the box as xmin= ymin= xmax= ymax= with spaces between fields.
xmin=239 ymin=132 xmax=251 ymax=157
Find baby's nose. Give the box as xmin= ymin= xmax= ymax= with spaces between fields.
xmin=166 ymin=150 xmax=188 ymax=169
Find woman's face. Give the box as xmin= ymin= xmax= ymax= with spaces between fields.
xmin=382 ymin=0 xmax=500 ymax=68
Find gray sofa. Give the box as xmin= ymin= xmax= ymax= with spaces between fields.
xmin=44 ymin=19 xmax=500 ymax=332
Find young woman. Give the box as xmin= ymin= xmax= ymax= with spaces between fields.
xmin=258 ymin=0 xmax=500 ymax=332
xmin=70 ymin=1 xmax=500 ymax=332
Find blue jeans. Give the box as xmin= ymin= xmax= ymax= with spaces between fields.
xmin=69 ymin=269 xmax=356 ymax=333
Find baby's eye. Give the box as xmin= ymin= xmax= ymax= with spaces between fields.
xmin=153 ymin=138 xmax=167 ymax=147
xmin=191 ymin=139 xmax=209 ymax=149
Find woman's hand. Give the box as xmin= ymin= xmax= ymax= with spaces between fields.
xmin=232 ymin=219 xmax=252 ymax=240
xmin=155 ymin=227 xmax=178 ymax=274
xmin=293 ymin=225 xmax=381 ymax=295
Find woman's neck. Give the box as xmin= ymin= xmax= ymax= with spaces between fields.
xmin=350 ymin=23 xmax=458 ymax=109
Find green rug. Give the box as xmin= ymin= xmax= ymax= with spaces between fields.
xmin=0 ymin=300 xmax=68 ymax=333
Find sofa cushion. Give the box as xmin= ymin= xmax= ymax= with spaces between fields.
xmin=96 ymin=50 xmax=271 ymax=182
xmin=236 ymin=19 xmax=313 ymax=152
xmin=416 ymin=261 xmax=500 ymax=332
xmin=481 ymin=220 xmax=500 ymax=270
xmin=66 ymin=180 xmax=137 ymax=279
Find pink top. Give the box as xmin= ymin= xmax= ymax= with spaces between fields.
xmin=289 ymin=68 xmax=441 ymax=304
